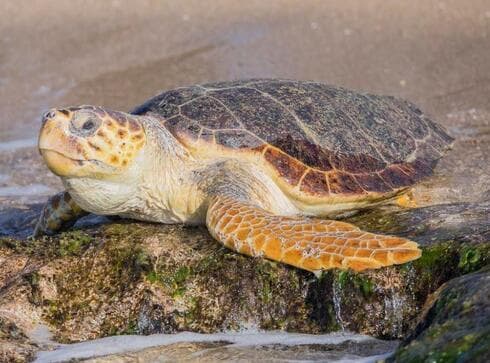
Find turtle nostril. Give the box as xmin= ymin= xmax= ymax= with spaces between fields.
xmin=42 ymin=110 xmax=57 ymax=122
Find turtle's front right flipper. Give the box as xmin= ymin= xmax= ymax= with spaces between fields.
xmin=206 ymin=196 xmax=421 ymax=273
xmin=33 ymin=192 xmax=88 ymax=237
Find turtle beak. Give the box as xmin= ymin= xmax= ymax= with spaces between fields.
xmin=39 ymin=149 xmax=84 ymax=177
xmin=39 ymin=109 xmax=89 ymax=177
xmin=39 ymin=109 xmax=73 ymax=153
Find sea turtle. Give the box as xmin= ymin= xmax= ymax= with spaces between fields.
xmin=34 ymin=79 xmax=453 ymax=273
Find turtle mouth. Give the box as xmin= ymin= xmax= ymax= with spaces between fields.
xmin=40 ymin=149 xmax=114 ymax=177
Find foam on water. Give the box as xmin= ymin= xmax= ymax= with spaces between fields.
xmin=34 ymin=331 xmax=396 ymax=363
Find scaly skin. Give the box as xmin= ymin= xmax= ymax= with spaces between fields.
xmin=33 ymin=192 xmax=87 ymax=237
xmin=207 ymin=196 xmax=421 ymax=272
xmin=35 ymin=105 xmax=422 ymax=273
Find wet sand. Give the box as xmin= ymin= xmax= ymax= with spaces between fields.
xmin=1 ymin=0 xmax=489 ymax=207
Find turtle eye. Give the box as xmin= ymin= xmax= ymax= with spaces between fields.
xmin=70 ymin=112 xmax=101 ymax=136
xmin=82 ymin=119 xmax=96 ymax=130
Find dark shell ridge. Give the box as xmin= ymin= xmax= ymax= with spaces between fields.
xmin=132 ymin=79 xmax=453 ymax=195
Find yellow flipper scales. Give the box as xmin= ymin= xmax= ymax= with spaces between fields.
xmin=207 ymin=196 xmax=421 ymax=272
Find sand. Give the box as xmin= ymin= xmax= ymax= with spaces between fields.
xmin=0 ymin=0 xmax=489 ymax=206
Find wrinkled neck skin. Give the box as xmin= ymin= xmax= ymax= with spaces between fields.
xmin=63 ymin=115 xmax=207 ymax=224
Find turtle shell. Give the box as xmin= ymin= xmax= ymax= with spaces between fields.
xmin=132 ymin=79 xmax=452 ymax=198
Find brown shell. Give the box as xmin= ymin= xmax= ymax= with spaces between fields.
xmin=132 ymin=79 xmax=453 ymax=196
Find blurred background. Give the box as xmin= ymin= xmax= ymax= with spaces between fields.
xmin=1 ymin=3 xmax=489 ymax=361
xmin=0 ymin=0 xmax=489 ymax=208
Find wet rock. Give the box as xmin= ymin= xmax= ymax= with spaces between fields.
xmin=348 ymin=202 xmax=490 ymax=246
xmin=327 ymin=201 xmax=490 ymax=338
xmin=79 ymin=339 xmax=397 ymax=363
xmin=0 ymin=317 xmax=37 ymax=363
xmin=34 ymin=331 xmax=398 ymax=362
xmin=391 ymin=268 xmax=490 ymax=362
xmin=0 ymin=205 xmax=42 ymax=239
xmin=1 ymin=222 xmax=322 ymax=343
xmin=0 ymin=201 xmax=488 ymax=347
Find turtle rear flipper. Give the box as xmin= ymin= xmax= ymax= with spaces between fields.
xmin=206 ymin=196 xmax=421 ymax=272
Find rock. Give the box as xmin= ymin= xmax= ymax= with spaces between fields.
xmin=0 ymin=317 xmax=37 ymax=363
xmin=329 ymin=201 xmax=490 ymax=338
xmin=77 ymin=337 xmax=398 ymax=362
xmin=0 ymin=201 xmax=488 ymax=351
xmin=347 ymin=202 xmax=490 ymax=247
xmin=391 ymin=268 xmax=490 ymax=362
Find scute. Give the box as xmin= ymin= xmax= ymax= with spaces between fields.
xmin=181 ymin=96 xmax=241 ymax=129
xmin=132 ymin=86 xmax=205 ymax=118
xmin=215 ymin=129 xmax=263 ymax=149
xmin=210 ymin=87 xmax=307 ymax=144
xmin=132 ymin=79 xmax=453 ymax=197
xmin=300 ymin=170 xmax=329 ymax=196
xmin=264 ymin=147 xmax=307 ymax=186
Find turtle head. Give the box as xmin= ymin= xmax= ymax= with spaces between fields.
xmin=38 ymin=106 xmax=146 ymax=179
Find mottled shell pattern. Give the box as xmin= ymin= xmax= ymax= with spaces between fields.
xmin=132 ymin=79 xmax=452 ymax=200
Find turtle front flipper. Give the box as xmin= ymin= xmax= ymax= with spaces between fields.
xmin=206 ymin=196 xmax=421 ymax=273
xmin=33 ymin=192 xmax=88 ymax=237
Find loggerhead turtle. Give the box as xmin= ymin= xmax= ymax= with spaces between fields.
xmin=34 ymin=79 xmax=453 ymax=273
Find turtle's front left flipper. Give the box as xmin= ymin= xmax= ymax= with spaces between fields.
xmin=33 ymin=192 xmax=88 ymax=237
xmin=206 ymin=196 xmax=421 ymax=273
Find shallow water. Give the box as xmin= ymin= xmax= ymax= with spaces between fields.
xmin=34 ymin=331 xmax=398 ymax=363
xmin=1 ymin=1 xmax=489 ymax=361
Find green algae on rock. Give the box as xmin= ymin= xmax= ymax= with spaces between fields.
xmin=20 ymin=222 xmax=322 ymax=342
xmin=0 ymin=200 xmax=488 ymax=356
xmin=313 ymin=202 xmax=490 ymax=338
xmin=392 ymin=268 xmax=490 ymax=362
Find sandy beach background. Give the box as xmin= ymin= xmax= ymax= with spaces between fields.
xmin=0 ymin=3 xmax=489 ymax=361
xmin=0 ymin=0 xmax=489 ymax=208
